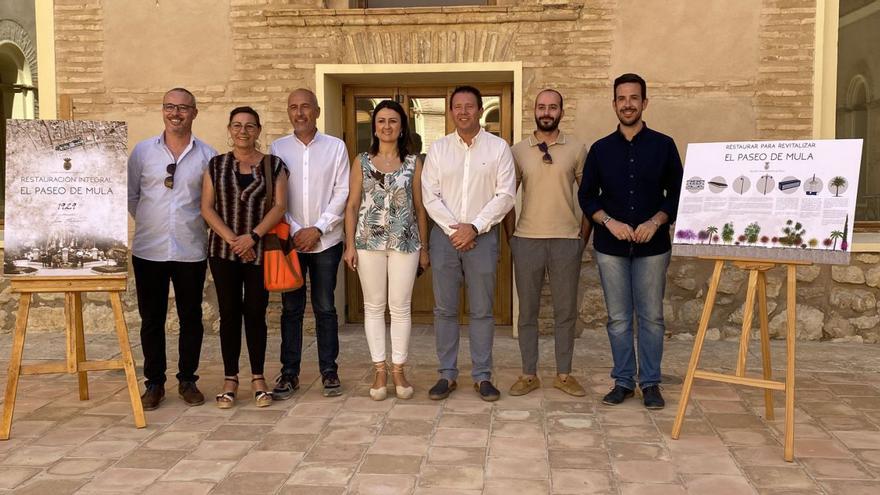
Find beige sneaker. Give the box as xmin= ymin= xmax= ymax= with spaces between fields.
xmin=553 ymin=375 xmax=586 ymax=397
xmin=508 ymin=375 xmax=541 ymax=396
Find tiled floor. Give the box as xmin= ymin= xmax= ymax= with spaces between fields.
xmin=1 ymin=325 xmax=879 ymax=494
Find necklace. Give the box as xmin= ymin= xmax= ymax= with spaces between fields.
xmin=373 ymin=153 xmax=399 ymax=172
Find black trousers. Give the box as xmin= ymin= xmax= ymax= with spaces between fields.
xmin=209 ymin=257 xmax=269 ymax=377
xmin=132 ymin=256 xmax=207 ymax=387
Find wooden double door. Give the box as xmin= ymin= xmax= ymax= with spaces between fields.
xmin=342 ymin=84 xmax=514 ymax=325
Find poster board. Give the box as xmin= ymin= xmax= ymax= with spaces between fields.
xmin=671 ymin=139 xmax=863 ymax=265
xmin=3 ymin=119 xmax=129 ymax=277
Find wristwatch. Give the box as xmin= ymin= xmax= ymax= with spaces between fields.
xmin=250 ymin=231 xmax=261 ymax=243
xmin=649 ymin=218 xmax=662 ymax=227
xmin=601 ymin=214 xmax=613 ymax=226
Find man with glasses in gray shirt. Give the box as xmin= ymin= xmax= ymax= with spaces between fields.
xmin=127 ymin=87 xmax=217 ymax=410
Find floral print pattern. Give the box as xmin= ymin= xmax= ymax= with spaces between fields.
xmin=355 ymin=152 xmax=421 ymax=253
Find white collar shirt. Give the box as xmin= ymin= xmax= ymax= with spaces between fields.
xmin=421 ymin=128 xmax=516 ymax=236
xmin=270 ymin=131 xmax=350 ymax=253
xmin=127 ymin=133 xmax=217 ymax=262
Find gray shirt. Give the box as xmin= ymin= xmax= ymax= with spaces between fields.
xmin=127 ymin=133 xmax=217 ymax=262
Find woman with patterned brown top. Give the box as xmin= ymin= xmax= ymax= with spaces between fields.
xmin=201 ymin=106 xmax=289 ymax=409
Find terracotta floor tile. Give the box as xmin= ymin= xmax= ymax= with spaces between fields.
xmin=162 ymin=460 xmax=236 ymax=482
xmin=743 ymin=466 xmax=818 ymax=489
xmin=613 ymin=460 xmax=678 ymax=483
xmin=801 ymin=457 xmax=876 ymax=480
xmin=620 ymin=483 xmax=687 ymax=495
xmin=551 ymin=468 xmax=614 ymax=494
xmin=358 ymin=454 xmax=424 ymax=475
xmin=82 ymin=467 xmax=165 ymax=493
xmin=141 ymin=481 xmax=215 ymax=495
xmin=433 ymin=427 xmax=488 ymax=447
xmin=820 ymin=480 xmax=880 ymax=495
xmin=212 ymin=472 xmax=288 ymax=494
xmin=0 ymin=467 xmax=41 ymax=490
xmin=289 ymin=462 xmax=357 ymax=486
xmin=427 ymin=446 xmax=486 ymax=466
xmin=486 ymin=456 xmax=549 ymax=479
xmin=350 ymin=474 xmax=416 ymax=495
xmin=548 ymin=448 xmax=611 ymax=470
xmin=233 ymin=450 xmax=303 ymax=473
xmin=484 ymin=478 xmax=550 ymax=495
xmin=418 ymin=464 xmax=484 ymax=490
xmin=683 ymin=474 xmax=755 ymax=495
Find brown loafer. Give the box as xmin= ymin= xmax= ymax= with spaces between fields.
xmin=553 ymin=375 xmax=586 ymax=397
xmin=141 ymin=383 xmax=165 ymax=411
xmin=178 ymin=381 xmax=205 ymax=406
xmin=509 ymin=375 xmax=541 ymax=396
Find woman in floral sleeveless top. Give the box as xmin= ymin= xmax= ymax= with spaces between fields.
xmin=343 ymin=100 xmax=430 ymax=400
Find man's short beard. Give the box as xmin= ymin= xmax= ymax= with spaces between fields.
xmin=535 ymin=116 xmax=561 ymax=132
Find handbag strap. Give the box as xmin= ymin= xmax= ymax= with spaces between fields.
xmin=262 ymin=154 xmax=274 ymax=210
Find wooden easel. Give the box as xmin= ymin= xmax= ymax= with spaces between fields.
xmin=1 ymin=275 xmax=146 ymax=439
xmin=671 ymin=256 xmax=811 ymax=462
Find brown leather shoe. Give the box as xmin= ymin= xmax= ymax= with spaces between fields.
xmin=178 ymin=381 xmax=205 ymax=406
xmin=141 ymin=383 xmax=165 ymax=411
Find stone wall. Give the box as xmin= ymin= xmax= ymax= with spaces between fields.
xmin=573 ymin=252 xmax=880 ymax=344
xmin=5 ymin=0 xmax=864 ymax=343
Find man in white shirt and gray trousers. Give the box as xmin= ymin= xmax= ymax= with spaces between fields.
xmin=422 ymin=85 xmax=516 ymax=401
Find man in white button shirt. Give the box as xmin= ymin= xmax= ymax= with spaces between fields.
xmin=270 ymin=88 xmax=350 ymax=398
xmin=128 ymin=88 xmax=217 ymax=410
xmin=421 ymin=86 xmax=516 ymax=402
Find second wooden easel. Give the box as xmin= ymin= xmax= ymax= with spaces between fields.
xmin=671 ymin=256 xmax=811 ymax=462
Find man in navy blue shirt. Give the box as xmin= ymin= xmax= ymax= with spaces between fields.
xmin=578 ymin=73 xmax=683 ymax=409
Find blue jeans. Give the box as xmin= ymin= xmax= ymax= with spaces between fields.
xmin=595 ymin=250 xmax=671 ymax=390
xmin=279 ymin=242 xmax=343 ymax=377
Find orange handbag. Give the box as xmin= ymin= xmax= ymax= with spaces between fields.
xmin=261 ymin=156 xmax=304 ymax=292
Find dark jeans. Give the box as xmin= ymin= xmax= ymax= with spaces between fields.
xmin=279 ymin=242 xmax=343 ymax=377
xmin=132 ymin=256 xmax=207 ymax=387
xmin=209 ymin=257 xmax=269 ymax=377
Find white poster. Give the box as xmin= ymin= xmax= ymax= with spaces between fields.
xmin=3 ymin=119 xmax=129 ymax=277
xmin=672 ymin=139 xmax=863 ymax=265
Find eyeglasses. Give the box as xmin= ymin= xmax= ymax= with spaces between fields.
xmin=162 ymin=103 xmax=195 ymax=113
xmin=537 ymin=142 xmax=553 ymax=164
xmin=229 ymin=122 xmax=260 ymax=133
xmin=164 ymin=163 xmax=177 ymax=189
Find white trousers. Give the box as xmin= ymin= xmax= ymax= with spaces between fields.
xmin=356 ymin=249 xmax=420 ymax=364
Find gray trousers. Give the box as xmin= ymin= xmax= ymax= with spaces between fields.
xmin=511 ymin=236 xmax=584 ymax=375
xmin=430 ymin=224 xmax=499 ymax=383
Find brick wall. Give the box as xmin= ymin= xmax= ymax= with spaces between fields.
xmin=5 ymin=0 xmax=849 ymax=342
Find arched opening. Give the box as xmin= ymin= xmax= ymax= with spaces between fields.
xmin=0 ymin=40 xmax=37 ymax=220
xmin=843 ymin=75 xmax=873 ymax=218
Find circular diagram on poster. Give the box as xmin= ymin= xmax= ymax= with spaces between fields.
xmin=732 ymin=175 xmax=750 ymax=195
xmin=756 ymin=174 xmax=775 ymax=195
xmin=804 ymin=175 xmax=822 ymax=196
xmin=708 ymin=176 xmax=728 ymax=193
xmin=685 ymin=177 xmax=705 ymax=193
xmin=827 ymin=176 xmax=849 ymax=197
xmin=778 ymin=176 xmax=801 ymax=194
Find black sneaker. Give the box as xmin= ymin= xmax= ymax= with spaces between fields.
xmin=428 ymin=379 xmax=457 ymax=400
xmin=474 ymin=380 xmax=501 ymax=402
xmin=642 ymin=385 xmax=665 ymax=410
xmin=322 ymin=371 xmax=342 ymax=397
xmin=602 ymin=385 xmax=634 ymax=405
xmin=272 ymin=373 xmax=299 ymax=401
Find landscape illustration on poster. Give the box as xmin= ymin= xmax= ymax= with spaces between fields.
xmin=672 ymin=139 xmax=863 ymax=265
xmin=3 ymin=120 xmax=129 ymax=277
